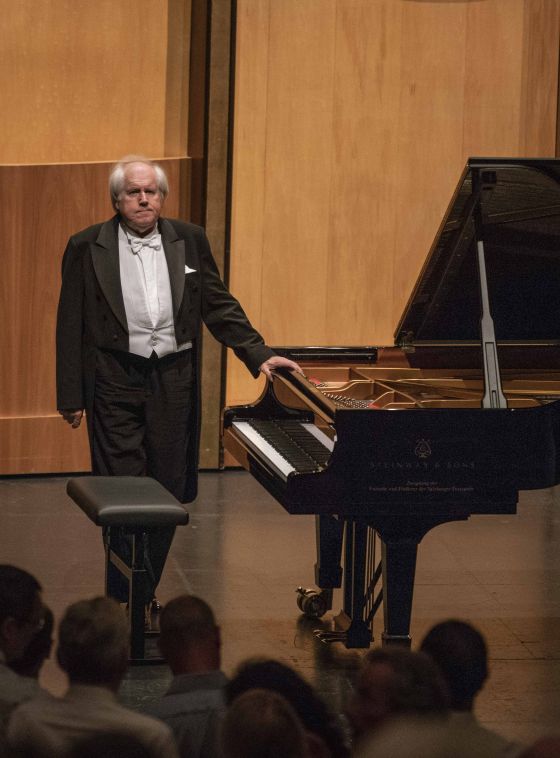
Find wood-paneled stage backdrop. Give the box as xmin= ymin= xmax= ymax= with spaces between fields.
xmin=227 ymin=0 xmax=560 ymax=405
xmin=1 ymin=0 xmax=559 ymax=474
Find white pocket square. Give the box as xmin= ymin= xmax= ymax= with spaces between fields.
xmin=185 ymin=265 xmax=197 ymax=274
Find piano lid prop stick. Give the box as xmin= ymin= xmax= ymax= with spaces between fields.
xmin=476 ymin=239 xmax=508 ymax=409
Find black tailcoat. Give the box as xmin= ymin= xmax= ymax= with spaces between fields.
xmin=56 ymin=215 xmax=273 ymax=502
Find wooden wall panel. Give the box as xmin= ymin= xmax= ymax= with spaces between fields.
xmin=462 ymin=2 xmax=525 ymax=157
xmin=328 ymin=1 xmax=403 ymax=343
xmin=520 ymin=0 xmax=560 ymax=153
xmin=227 ymin=0 xmax=271 ymax=405
xmin=392 ymin=3 xmax=469 ymax=323
xmin=227 ymin=0 xmax=560 ymax=406
xmin=0 ymin=159 xmax=189 ymax=474
xmin=200 ymin=0 xmax=233 ymax=469
xmin=0 ymin=0 xmax=191 ymax=164
xmin=165 ymin=0 xmax=192 ymax=157
xmin=259 ymin=0 xmax=336 ymax=345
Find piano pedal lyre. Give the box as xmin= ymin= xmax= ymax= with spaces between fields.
xmin=313 ymin=611 xmax=373 ymax=648
xmin=314 ymin=629 xmax=349 ymax=645
xmin=295 ymin=586 xmax=333 ymax=619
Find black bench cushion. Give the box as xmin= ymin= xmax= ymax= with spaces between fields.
xmin=67 ymin=477 xmax=189 ymax=527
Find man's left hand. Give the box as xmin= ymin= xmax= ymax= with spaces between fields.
xmin=259 ymin=355 xmax=303 ymax=379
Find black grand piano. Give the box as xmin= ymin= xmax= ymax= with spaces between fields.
xmin=222 ymin=158 xmax=560 ymax=648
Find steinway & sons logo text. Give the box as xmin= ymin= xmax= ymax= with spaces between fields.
xmin=369 ymin=438 xmax=475 ymax=472
xmin=368 ymin=438 xmax=475 ymax=494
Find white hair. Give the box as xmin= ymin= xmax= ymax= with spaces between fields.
xmin=109 ymin=155 xmax=169 ymax=210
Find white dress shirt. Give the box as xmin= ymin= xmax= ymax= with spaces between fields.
xmin=118 ymin=224 xmax=192 ymax=358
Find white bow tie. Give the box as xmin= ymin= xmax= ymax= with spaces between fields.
xmin=128 ymin=235 xmax=161 ymax=254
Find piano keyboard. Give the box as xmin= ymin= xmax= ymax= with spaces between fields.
xmin=231 ymin=419 xmax=334 ymax=481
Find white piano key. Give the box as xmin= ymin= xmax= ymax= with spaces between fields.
xmin=302 ymin=423 xmax=335 ymax=452
xmin=231 ymin=421 xmax=295 ymax=481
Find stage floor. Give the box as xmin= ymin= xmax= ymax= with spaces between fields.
xmin=1 ymin=470 xmax=560 ymax=746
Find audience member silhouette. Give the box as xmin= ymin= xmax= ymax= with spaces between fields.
xmin=66 ymin=731 xmax=158 ymax=758
xmin=221 ymin=688 xmax=311 ymax=758
xmin=8 ymin=596 xmax=178 ymax=758
xmin=10 ymin=607 xmax=54 ymax=680
xmin=420 ymin=620 xmax=523 ymax=757
xmin=354 ymin=713 xmax=511 ymax=758
xmin=519 ymin=736 xmax=560 ymax=758
xmin=0 ymin=565 xmax=44 ymax=734
xmin=226 ymin=658 xmax=350 ymax=757
xmin=142 ymin=594 xmax=227 ymax=758
xmin=346 ymin=647 xmax=448 ymax=744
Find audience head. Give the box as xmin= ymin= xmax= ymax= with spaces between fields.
xmin=0 ymin=565 xmax=43 ymax=663
xmin=420 ymin=619 xmax=488 ymax=710
xmin=56 ymin=596 xmax=128 ymax=690
xmin=226 ymin=658 xmax=349 ymax=757
xmin=347 ymin=647 xmax=448 ymax=741
xmin=221 ymin=688 xmax=310 ymax=758
xmin=159 ymin=594 xmax=220 ymax=674
xmin=10 ymin=605 xmax=54 ymax=679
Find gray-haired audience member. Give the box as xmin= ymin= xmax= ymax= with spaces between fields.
xmin=8 ymin=597 xmax=178 ymax=758
xmin=142 ymin=594 xmax=227 ymax=758
xmin=0 ymin=565 xmax=44 ymax=734
xmin=420 ymin=620 xmax=524 ymax=757
xmin=221 ymin=688 xmax=311 ymax=758
xmin=346 ymin=647 xmax=449 ymax=744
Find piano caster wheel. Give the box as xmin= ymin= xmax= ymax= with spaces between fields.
xmin=296 ymin=587 xmax=328 ymax=619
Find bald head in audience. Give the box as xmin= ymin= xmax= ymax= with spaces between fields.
xmin=420 ymin=619 xmax=488 ymax=711
xmin=158 ymin=594 xmax=221 ymax=675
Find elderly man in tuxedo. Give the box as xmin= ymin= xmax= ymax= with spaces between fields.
xmin=56 ymin=156 xmax=298 ymax=607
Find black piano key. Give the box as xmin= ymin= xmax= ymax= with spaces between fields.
xmin=246 ymin=419 xmax=331 ymax=473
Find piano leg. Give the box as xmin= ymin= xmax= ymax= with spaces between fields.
xmin=314 ymin=515 xmax=343 ymax=592
xmin=296 ymin=516 xmax=343 ymax=622
xmin=316 ymin=519 xmax=381 ymax=648
xmin=379 ymin=537 xmax=417 ymax=648
xmin=315 ymin=515 xmax=471 ymax=649
xmin=376 ymin=514 xmax=472 ymax=647
xmin=341 ymin=520 xmax=374 ymax=648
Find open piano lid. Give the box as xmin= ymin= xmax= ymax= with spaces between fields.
xmin=395 ymin=158 xmax=560 ymax=345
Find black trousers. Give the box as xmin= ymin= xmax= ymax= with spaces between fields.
xmin=91 ymin=348 xmax=194 ymax=602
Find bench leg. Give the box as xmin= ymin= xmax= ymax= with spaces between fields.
xmin=129 ymin=532 xmax=147 ymax=660
xmin=104 ymin=528 xmax=150 ymax=662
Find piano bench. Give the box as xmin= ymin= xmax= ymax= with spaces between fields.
xmin=66 ymin=476 xmax=189 ymax=664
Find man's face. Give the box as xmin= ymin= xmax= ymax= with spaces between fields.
xmin=115 ymin=162 xmax=163 ymax=236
